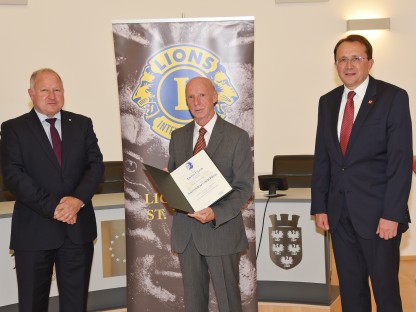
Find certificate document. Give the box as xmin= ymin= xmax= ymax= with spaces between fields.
xmin=144 ymin=150 xmax=233 ymax=212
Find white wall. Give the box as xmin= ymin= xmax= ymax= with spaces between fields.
xmin=1 ymin=0 xmax=415 ymax=254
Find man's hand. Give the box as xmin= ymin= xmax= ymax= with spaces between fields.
xmin=54 ymin=196 xmax=84 ymax=224
xmin=376 ymin=218 xmax=398 ymax=240
xmin=188 ymin=207 xmax=215 ymax=224
xmin=314 ymin=213 xmax=330 ymax=231
xmin=66 ymin=215 xmax=78 ymax=225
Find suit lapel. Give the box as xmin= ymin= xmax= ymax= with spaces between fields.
xmin=183 ymin=121 xmax=195 ymax=160
xmin=344 ymin=77 xmax=377 ymax=159
xmin=185 ymin=116 xmax=224 ymax=160
xmin=25 ymin=109 xmax=60 ymax=168
xmin=60 ymin=111 xmax=72 ymax=169
xmin=205 ymin=115 xmax=224 ymax=157
xmin=329 ymin=87 xmax=344 ymax=159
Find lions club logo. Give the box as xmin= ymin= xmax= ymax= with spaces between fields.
xmin=132 ymin=44 xmax=239 ymax=140
xmin=269 ymin=214 xmax=303 ymax=270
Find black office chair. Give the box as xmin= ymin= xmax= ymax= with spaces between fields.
xmin=272 ymin=155 xmax=314 ymax=188
xmin=0 ymin=137 xmax=16 ymax=201
xmin=0 ymin=135 xmax=124 ymax=198
xmin=95 ymin=161 xmax=125 ymax=194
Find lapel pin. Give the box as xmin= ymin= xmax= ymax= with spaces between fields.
xmin=69 ymin=118 xmax=72 ymax=121
xmin=368 ymin=100 xmax=373 ymax=104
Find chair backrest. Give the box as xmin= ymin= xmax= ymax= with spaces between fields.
xmin=0 ymin=137 xmax=15 ymax=201
xmin=0 ymin=135 xmax=124 ymax=199
xmin=272 ymin=155 xmax=314 ymax=188
xmin=0 ymin=161 xmax=124 ymax=201
xmin=95 ymin=161 xmax=125 ymax=194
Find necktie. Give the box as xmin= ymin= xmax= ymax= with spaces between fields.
xmin=340 ymin=91 xmax=356 ymax=156
xmin=46 ymin=118 xmax=62 ymax=165
xmin=193 ymin=127 xmax=207 ymax=155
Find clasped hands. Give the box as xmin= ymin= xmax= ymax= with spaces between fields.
xmin=53 ymin=196 xmax=84 ymax=225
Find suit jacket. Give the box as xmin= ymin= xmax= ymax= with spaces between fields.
xmin=168 ymin=116 xmax=253 ymax=256
xmin=311 ymin=76 xmax=413 ymax=239
xmin=1 ymin=108 xmax=104 ymax=250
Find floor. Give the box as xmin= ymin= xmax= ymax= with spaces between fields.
xmin=104 ymin=257 xmax=416 ymax=311
xmin=330 ymin=256 xmax=416 ymax=312
xmin=396 ymin=258 xmax=416 ymax=311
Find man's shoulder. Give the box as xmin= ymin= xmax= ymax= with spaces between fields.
xmin=61 ymin=110 xmax=90 ymax=121
xmin=171 ymin=120 xmax=194 ymax=136
xmin=1 ymin=111 xmax=33 ymax=128
xmin=321 ymin=85 xmax=344 ymax=99
xmin=215 ymin=116 xmax=249 ymax=137
xmin=373 ymin=78 xmax=407 ymax=94
xmin=218 ymin=117 xmax=244 ymax=130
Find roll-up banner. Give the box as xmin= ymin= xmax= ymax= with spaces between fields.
xmin=112 ymin=17 xmax=256 ymax=311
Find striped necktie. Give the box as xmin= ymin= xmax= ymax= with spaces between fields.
xmin=193 ymin=127 xmax=207 ymax=155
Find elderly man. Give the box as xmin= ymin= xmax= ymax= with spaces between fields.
xmin=168 ymin=76 xmax=253 ymax=312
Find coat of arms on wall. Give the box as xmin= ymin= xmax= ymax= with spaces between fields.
xmin=269 ymin=214 xmax=302 ymax=270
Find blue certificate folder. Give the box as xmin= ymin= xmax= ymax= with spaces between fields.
xmin=143 ymin=163 xmax=195 ymax=213
xmin=143 ymin=152 xmax=233 ymax=213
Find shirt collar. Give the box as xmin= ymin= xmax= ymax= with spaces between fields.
xmin=34 ymin=109 xmax=61 ymax=122
xmin=343 ymin=76 xmax=369 ymax=100
xmin=194 ymin=113 xmax=217 ymax=134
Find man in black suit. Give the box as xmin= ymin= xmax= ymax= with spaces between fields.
xmin=1 ymin=68 xmax=104 ymax=312
xmin=168 ymin=77 xmax=253 ymax=312
xmin=311 ymin=35 xmax=412 ymax=312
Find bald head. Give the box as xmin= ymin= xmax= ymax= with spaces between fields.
xmin=186 ymin=77 xmax=216 ymax=94
xmin=185 ymin=76 xmax=218 ymax=126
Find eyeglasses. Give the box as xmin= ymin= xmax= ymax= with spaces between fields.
xmin=336 ymin=56 xmax=368 ymax=65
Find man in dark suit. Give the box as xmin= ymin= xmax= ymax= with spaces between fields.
xmin=168 ymin=76 xmax=253 ymax=312
xmin=311 ymin=35 xmax=412 ymax=312
xmin=1 ymin=68 xmax=104 ymax=312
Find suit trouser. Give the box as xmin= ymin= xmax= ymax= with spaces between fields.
xmin=331 ymin=204 xmax=402 ymax=312
xmin=178 ymin=237 xmax=242 ymax=312
xmin=14 ymin=237 xmax=94 ymax=312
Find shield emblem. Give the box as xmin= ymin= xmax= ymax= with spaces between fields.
xmin=268 ymin=214 xmax=302 ymax=270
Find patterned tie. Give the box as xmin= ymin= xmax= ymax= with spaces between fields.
xmin=46 ymin=118 xmax=62 ymax=165
xmin=193 ymin=127 xmax=207 ymax=155
xmin=340 ymin=91 xmax=356 ymax=156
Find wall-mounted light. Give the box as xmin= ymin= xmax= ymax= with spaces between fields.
xmin=347 ymin=18 xmax=390 ymax=31
xmin=276 ymin=0 xmax=328 ymax=3
xmin=0 ymin=0 xmax=27 ymax=3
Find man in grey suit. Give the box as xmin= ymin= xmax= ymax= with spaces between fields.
xmin=168 ymin=76 xmax=253 ymax=312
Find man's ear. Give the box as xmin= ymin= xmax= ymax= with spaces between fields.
xmin=28 ymin=88 xmax=34 ymax=100
xmin=213 ymin=92 xmax=219 ymax=105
